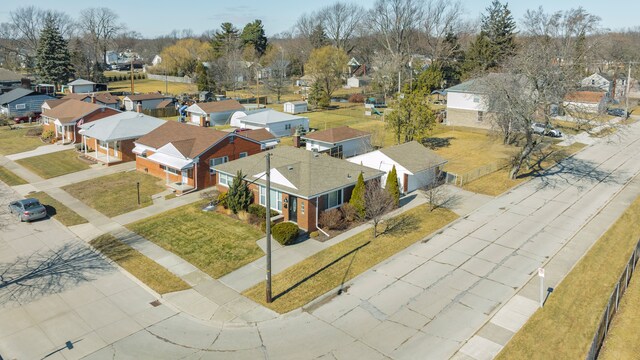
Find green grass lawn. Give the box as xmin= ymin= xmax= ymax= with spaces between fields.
xmin=0 ymin=126 xmax=44 ymax=155
xmin=243 ymin=204 xmax=458 ymax=314
xmin=495 ymin=195 xmax=640 ymax=359
xmin=127 ymin=201 xmax=264 ymax=278
xmin=62 ymin=171 xmax=165 ymax=217
xmin=90 ymin=234 xmax=190 ymax=294
xmin=0 ymin=166 xmax=27 ymax=185
xmin=16 ymin=150 xmax=91 ymax=179
xmin=30 ymin=191 xmax=87 ymax=226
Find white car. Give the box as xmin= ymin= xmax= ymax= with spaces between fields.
xmin=531 ymin=123 xmax=562 ymax=138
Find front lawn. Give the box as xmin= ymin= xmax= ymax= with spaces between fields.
xmin=243 ymin=204 xmax=458 ymax=314
xmin=495 ymin=195 xmax=640 ymax=359
xmin=16 ymin=150 xmax=91 ymax=179
xmin=127 ymin=201 xmax=264 ymax=278
xmin=0 ymin=126 xmax=44 ymax=155
xmin=90 ymin=234 xmax=190 ymax=294
xmin=0 ymin=166 xmax=27 ymax=186
xmin=30 ymin=191 xmax=87 ymax=226
xmin=62 ymin=171 xmax=165 ymax=217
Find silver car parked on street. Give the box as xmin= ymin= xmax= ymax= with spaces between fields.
xmin=8 ymin=198 xmax=47 ymax=222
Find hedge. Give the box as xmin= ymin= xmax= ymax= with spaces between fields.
xmin=272 ymin=222 xmax=299 ymax=246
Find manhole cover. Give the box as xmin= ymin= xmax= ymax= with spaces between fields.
xmin=150 ymin=300 xmax=161 ymax=307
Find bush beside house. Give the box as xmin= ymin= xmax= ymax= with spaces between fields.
xmin=272 ymin=222 xmax=300 ymax=245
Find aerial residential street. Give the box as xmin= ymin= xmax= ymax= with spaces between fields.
xmin=0 ymin=119 xmax=638 ymax=359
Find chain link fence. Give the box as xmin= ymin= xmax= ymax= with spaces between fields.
xmin=586 ymin=239 xmax=640 ymax=360
xmin=444 ymin=160 xmax=509 ymax=187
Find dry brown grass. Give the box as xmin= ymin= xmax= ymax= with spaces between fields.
xmin=108 ymin=79 xmax=197 ymax=95
xmin=243 ymin=204 xmax=458 ymax=313
xmin=30 ymin=191 xmax=87 ymax=226
xmin=0 ymin=166 xmax=27 ymax=185
xmin=16 ymin=150 xmax=91 ymax=179
xmin=90 ymin=234 xmax=190 ymax=294
xmin=496 ymin=195 xmax=640 ymax=360
xmin=0 ymin=126 xmax=44 ymax=155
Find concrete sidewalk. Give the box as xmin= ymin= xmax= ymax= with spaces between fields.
xmin=5 ymin=143 xmax=75 ymax=161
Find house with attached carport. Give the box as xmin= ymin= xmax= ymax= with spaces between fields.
xmin=230 ymin=109 xmax=309 ymax=137
xmin=0 ymin=88 xmax=55 ymax=117
xmin=185 ymin=99 xmax=245 ymax=126
xmin=348 ymin=141 xmax=447 ymax=194
xmin=214 ymin=146 xmax=384 ymax=231
xmin=78 ymin=111 xmax=166 ymax=165
xmin=41 ymin=99 xmax=120 ymax=144
xmin=302 ymin=126 xmax=372 ymax=159
xmin=123 ymin=93 xmax=175 ymax=111
xmin=133 ymin=121 xmax=263 ymax=194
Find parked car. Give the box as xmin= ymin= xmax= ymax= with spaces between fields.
xmin=8 ymin=198 xmax=47 ymax=222
xmin=14 ymin=112 xmax=41 ymax=124
xmin=531 ymin=122 xmax=563 ymax=138
xmin=607 ymin=108 xmax=628 ymax=118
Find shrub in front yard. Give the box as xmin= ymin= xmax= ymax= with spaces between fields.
xmin=385 ymin=165 xmax=400 ymax=208
xmin=319 ymin=208 xmax=344 ymax=230
xmin=248 ymin=204 xmax=278 ymax=219
xmin=41 ymin=129 xmax=55 ymax=142
xmin=227 ymin=170 xmax=252 ymax=213
xmin=272 ymin=222 xmax=299 ymax=245
xmin=348 ymin=93 xmax=364 ymax=103
xmin=25 ymin=127 xmax=42 ymax=137
xmin=217 ymin=192 xmax=228 ymax=208
xmin=341 ymin=203 xmax=358 ymax=223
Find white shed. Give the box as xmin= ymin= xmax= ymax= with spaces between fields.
xmin=232 ymin=109 xmax=309 ymax=137
xmin=348 ymin=141 xmax=447 ymax=194
xmin=283 ymin=101 xmax=308 ymax=114
xmin=67 ymin=79 xmax=97 ymax=94
xmin=347 ymin=76 xmax=370 ymax=88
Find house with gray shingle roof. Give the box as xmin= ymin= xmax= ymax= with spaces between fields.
xmin=214 ymin=146 xmax=384 ymax=231
xmin=78 ymin=111 xmax=166 ymax=165
xmin=302 ymin=126 xmax=372 ymax=158
xmin=0 ymin=88 xmax=54 ymax=118
xmin=347 ymin=141 xmax=447 ymax=194
xmin=445 ymin=74 xmax=497 ymax=129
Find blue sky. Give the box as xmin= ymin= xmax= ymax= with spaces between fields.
xmin=0 ymin=0 xmax=636 ymax=37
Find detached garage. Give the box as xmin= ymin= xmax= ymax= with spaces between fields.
xmin=283 ymin=101 xmax=308 ymax=114
xmin=186 ymin=99 xmax=245 ymax=126
xmin=231 ymin=109 xmax=309 ymax=137
xmin=348 ymin=141 xmax=447 ymax=194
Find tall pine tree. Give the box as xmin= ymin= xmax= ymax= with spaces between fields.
xmin=349 ymin=172 xmax=366 ymax=219
xmin=464 ymin=0 xmax=516 ymax=74
xmin=241 ymin=20 xmax=268 ymax=57
xmin=36 ymin=15 xmax=72 ymax=89
xmin=385 ymin=166 xmax=400 ymax=208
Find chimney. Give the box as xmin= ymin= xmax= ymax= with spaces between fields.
xmin=293 ymin=134 xmax=301 ymax=148
xmin=136 ymin=103 xmax=142 ymax=113
xmin=91 ymin=93 xmax=96 ymax=103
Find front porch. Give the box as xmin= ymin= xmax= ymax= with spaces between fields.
xmin=167 ymin=181 xmax=195 ymax=194
xmin=81 ymin=135 xmax=124 ymax=166
xmin=81 ymin=150 xmax=123 ymax=165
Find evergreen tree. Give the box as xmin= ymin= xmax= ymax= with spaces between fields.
xmin=349 ymin=172 xmax=366 ymax=219
xmin=385 ymin=166 xmax=400 ymax=208
xmin=308 ymin=81 xmax=329 ymax=109
xmin=227 ymin=171 xmax=253 ymax=214
xmin=463 ymin=0 xmax=516 ymax=74
xmin=211 ymin=22 xmax=240 ymax=59
xmin=440 ymin=31 xmax=464 ymax=86
xmin=195 ymin=62 xmax=214 ymax=91
xmin=310 ymin=24 xmax=329 ymax=49
xmin=412 ymin=65 xmax=444 ymax=94
xmin=36 ymin=15 xmax=72 ymax=89
xmin=241 ymin=20 xmax=268 ymax=57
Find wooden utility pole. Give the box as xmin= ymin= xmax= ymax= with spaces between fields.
xmin=265 ymin=152 xmax=272 ymax=303
xmin=625 ymin=62 xmax=632 ymax=117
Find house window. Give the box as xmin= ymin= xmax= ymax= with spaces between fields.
xmin=160 ymin=165 xmax=180 ymax=175
xmin=209 ymin=156 xmax=229 ymax=171
xmin=301 ymin=202 xmax=305 ymax=215
xmin=324 ymin=189 xmax=343 ymax=209
xmin=239 ymin=152 xmax=248 ymax=158
xmin=477 ymin=111 xmax=484 ymax=122
xmin=473 ymin=96 xmax=480 ymax=103
xmin=591 ymin=79 xmax=595 ymax=85
xmin=329 ymin=145 xmax=343 ymax=159
xmin=15 ymin=104 xmax=26 ymax=110
xmin=98 ymin=140 xmax=108 ymax=149
xmin=259 ymin=186 xmax=282 ymax=211
xmin=219 ymin=173 xmax=233 ymax=187
xmin=285 ymin=124 xmax=292 ymax=130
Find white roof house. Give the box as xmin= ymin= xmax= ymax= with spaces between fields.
xmin=348 ymin=141 xmax=447 ymax=194
xmin=230 ymin=109 xmax=309 ymax=137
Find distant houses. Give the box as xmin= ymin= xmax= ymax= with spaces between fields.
xmin=230 ymin=109 xmax=309 ymax=137
xmin=123 ymin=93 xmax=176 ymax=111
xmin=0 ymin=88 xmax=54 ymax=118
xmin=445 ymin=77 xmax=491 ymax=129
xmin=185 ymin=99 xmax=245 ymax=126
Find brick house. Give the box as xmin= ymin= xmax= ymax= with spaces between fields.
xmin=41 ymin=99 xmax=120 ymax=143
xmin=133 ymin=121 xmax=263 ymax=194
xmin=214 ymin=146 xmax=384 ymax=231
xmin=78 ymin=111 xmax=166 ymax=165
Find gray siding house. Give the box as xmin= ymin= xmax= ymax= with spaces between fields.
xmin=0 ymin=88 xmax=55 ymax=117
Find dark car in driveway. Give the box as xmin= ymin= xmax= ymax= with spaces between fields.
xmin=13 ymin=112 xmax=41 ymax=124
xmin=8 ymin=198 xmax=47 ymax=222
xmin=607 ymin=108 xmax=628 ymax=118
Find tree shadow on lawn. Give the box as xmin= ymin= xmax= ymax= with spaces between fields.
xmin=0 ymin=243 xmax=114 ymax=304
xmin=422 ymin=137 xmax=454 ymax=150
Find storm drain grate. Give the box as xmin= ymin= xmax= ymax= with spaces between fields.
xmin=150 ymin=300 xmax=162 ymax=307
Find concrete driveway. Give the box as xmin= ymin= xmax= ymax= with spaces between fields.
xmin=1 ymin=121 xmax=640 ymax=359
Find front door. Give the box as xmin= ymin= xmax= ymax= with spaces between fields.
xmin=181 ymin=170 xmax=189 ymax=185
xmin=288 ymin=196 xmax=297 ymax=222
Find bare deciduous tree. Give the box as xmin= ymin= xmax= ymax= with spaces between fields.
xmin=369 ymin=0 xmax=423 ymax=61
xmin=364 ymin=181 xmax=394 ymax=238
xmin=320 ymin=2 xmax=364 ymax=52
xmin=78 ymin=8 xmax=123 ymax=67
xmin=422 ymin=0 xmax=464 ymax=61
